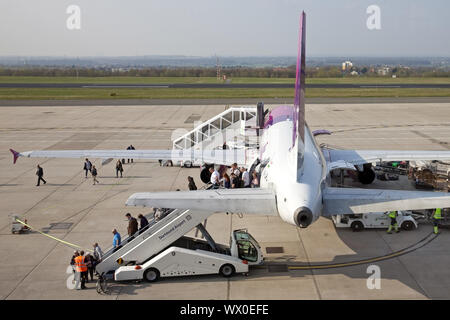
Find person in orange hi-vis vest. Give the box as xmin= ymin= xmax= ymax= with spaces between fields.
xmin=74 ymin=251 xmax=88 ymax=289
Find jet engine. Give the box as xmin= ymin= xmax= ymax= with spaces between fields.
xmin=357 ymin=163 xmax=376 ymax=184
xmin=200 ymin=164 xmax=214 ymax=184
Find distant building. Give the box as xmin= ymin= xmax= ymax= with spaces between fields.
xmin=377 ymin=66 xmax=391 ymax=76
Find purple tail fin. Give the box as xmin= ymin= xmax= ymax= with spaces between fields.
xmin=292 ymin=11 xmax=306 ymax=148
xmin=10 ymin=149 xmax=20 ymax=164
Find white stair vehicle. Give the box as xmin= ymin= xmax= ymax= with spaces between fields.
xmin=115 ymin=229 xmax=263 ymax=282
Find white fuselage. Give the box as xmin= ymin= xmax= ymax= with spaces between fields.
xmin=259 ymin=118 xmax=327 ymax=227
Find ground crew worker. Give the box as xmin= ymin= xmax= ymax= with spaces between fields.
xmin=433 ymin=208 xmax=442 ymax=234
xmin=387 ymin=210 xmax=400 ymax=234
xmin=74 ymin=250 xmax=88 ymax=289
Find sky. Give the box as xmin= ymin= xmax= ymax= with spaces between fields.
xmin=0 ymin=0 xmax=449 ymax=57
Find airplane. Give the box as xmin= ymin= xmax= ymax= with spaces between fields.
xmin=10 ymin=12 xmax=450 ymax=228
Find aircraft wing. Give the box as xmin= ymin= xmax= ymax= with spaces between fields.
xmin=9 ymin=148 xmax=247 ymax=166
xmin=323 ymin=149 xmax=450 ymax=166
xmin=126 ymin=188 xmax=278 ymax=215
xmin=322 ymin=187 xmax=450 ymax=215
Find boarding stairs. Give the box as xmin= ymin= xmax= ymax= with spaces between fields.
xmin=95 ymin=208 xmax=215 ymax=275
xmin=172 ymin=107 xmax=259 ymax=152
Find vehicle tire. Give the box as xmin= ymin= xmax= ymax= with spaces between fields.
xmin=143 ymin=268 xmax=160 ymax=282
xmin=350 ymin=221 xmax=364 ymax=232
xmin=219 ymin=264 xmax=235 ymax=278
xmin=401 ymin=221 xmax=415 ymax=231
xmin=184 ymin=161 xmax=193 ymax=168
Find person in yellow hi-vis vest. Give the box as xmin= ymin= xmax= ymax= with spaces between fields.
xmin=432 ymin=208 xmax=442 ymax=234
xmin=387 ymin=210 xmax=400 ymax=234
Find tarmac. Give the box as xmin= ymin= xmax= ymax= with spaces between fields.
xmin=0 ymin=101 xmax=450 ymax=300
xmin=1 ymin=96 xmax=450 ymax=106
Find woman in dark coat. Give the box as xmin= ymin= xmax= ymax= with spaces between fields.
xmin=116 ymin=160 xmax=124 ymax=178
xmin=188 ymin=176 xmax=197 ymax=190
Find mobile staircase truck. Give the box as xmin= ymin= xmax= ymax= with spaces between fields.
xmin=95 ymin=208 xmax=263 ymax=283
xmin=171 ymin=106 xmax=260 ymax=168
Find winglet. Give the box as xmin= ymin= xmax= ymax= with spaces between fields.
xmin=10 ymin=149 xmax=20 ymax=164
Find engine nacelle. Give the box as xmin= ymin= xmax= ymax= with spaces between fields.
xmin=200 ymin=164 xmax=214 ymax=184
xmin=357 ymin=163 xmax=376 ymax=184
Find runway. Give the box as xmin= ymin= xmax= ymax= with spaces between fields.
xmin=1 ymin=96 xmax=450 ymax=107
xmin=1 ymin=83 xmax=449 ymax=89
xmin=1 ymin=102 xmax=450 ymax=299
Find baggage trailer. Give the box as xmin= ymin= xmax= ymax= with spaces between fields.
xmin=10 ymin=215 xmax=30 ymax=234
xmin=114 ymin=229 xmax=263 ymax=282
xmin=412 ymin=208 xmax=450 ymax=227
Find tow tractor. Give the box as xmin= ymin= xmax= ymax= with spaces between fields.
xmin=332 ymin=211 xmax=418 ymax=232
xmin=114 ymin=228 xmax=263 ymax=282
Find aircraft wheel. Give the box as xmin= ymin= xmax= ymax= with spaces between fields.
xmin=401 ymin=221 xmax=415 ymax=231
xmin=351 ymin=221 xmax=364 ymax=232
xmin=219 ymin=264 xmax=235 ymax=278
xmin=143 ymin=268 xmax=160 ymax=282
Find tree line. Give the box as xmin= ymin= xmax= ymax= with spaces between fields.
xmin=0 ymin=66 xmax=448 ymax=78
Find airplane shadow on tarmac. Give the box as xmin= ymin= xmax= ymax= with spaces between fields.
xmin=254 ymin=224 xmax=444 ymax=298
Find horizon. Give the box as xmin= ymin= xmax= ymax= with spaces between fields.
xmin=1 ymin=55 xmax=450 ymax=59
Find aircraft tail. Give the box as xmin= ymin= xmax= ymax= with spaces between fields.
xmin=292 ymin=11 xmax=306 ymax=148
xmin=290 ymin=11 xmax=306 ymax=179
xmin=10 ymin=149 xmax=20 ymax=164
